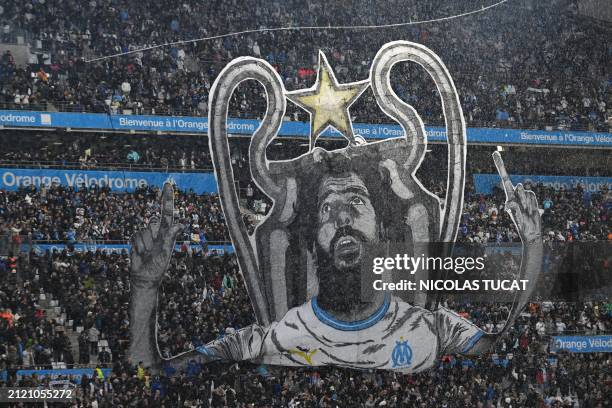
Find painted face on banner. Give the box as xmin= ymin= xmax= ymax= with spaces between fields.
xmin=316 ymin=172 xmax=379 ymax=270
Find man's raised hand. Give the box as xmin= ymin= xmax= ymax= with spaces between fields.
xmin=493 ymin=152 xmax=542 ymax=244
xmin=130 ymin=183 xmax=185 ymax=286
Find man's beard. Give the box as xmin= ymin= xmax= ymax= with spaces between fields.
xmin=315 ymin=226 xmax=370 ymax=314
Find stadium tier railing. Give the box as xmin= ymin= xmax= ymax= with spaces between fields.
xmin=0 ymin=159 xmax=214 ymax=173
xmin=0 ymin=236 xmax=233 ymax=254
xmin=10 ymin=238 xmax=232 ymax=246
xmin=0 ymin=29 xmax=33 ymax=46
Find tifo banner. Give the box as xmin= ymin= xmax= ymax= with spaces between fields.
xmin=551 ymin=336 xmax=612 ymax=353
xmin=0 ymin=168 xmax=217 ymax=193
xmin=15 ymin=368 xmax=113 ymax=384
xmin=473 ymin=174 xmax=612 ymax=194
xmin=1 ymin=110 xmax=611 ymax=147
xmin=28 ymin=243 xmax=234 ymax=256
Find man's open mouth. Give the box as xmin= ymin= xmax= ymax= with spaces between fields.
xmin=333 ymin=235 xmax=361 ymax=258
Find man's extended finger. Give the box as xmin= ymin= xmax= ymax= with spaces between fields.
xmin=170 ymin=223 xmax=185 ymax=240
xmin=150 ymin=216 xmax=161 ymax=240
xmin=142 ymin=229 xmax=154 ymax=251
xmin=517 ymin=186 xmax=538 ymax=218
xmin=160 ymin=223 xmax=185 ymax=256
xmin=515 ymin=184 xmax=527 ymax=207
xmin=134 ymin=232 xmax=146 ymax=255
xmin=161 ymin=182 xmax=175 ymax=229
xmin=131 ymin=234 xmax=140 ymax=255
xmin=505 ymin=199 xmax=519 ymax=214
xmin=492 ymin=152 xmax=515 ymax=200
xmin=526 ymin=190 xmax=540 ymax=217
xmin=505 ymin=200 xmax=523 ymax=231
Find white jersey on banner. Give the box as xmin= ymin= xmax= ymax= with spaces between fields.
xmin=199 ymin=296 xmax=483 ymax=372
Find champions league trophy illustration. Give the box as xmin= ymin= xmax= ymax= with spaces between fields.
xmin=129 ymin=41 xmax=543 ymax=372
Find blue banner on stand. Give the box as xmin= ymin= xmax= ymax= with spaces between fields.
xmin=2 ymin=110 xmax=611 ymax=147
xmin=15 ymin=368 xmax=113 ymax=384
xmin=473 ymin=174 xmax=612 ymax=194
xmin=0 ymin=168 xmax=217 ymax=193
xmin=551 ymin=336 xmax=612 ymax=353
xmin=28 ymin=243 xmax=234 ymax=256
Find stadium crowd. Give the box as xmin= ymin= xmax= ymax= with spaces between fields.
xmin=0 ymin=161 xmax=610 ymax=407
xmin=0 ymin=178 xmax=609 ymax=248
xmin=0 ymin=185 xmax=229 ymax=244
xmin=3 ymin=352 xmax=611 ymax=407
xmin=0 ymin=131 xmax=217 ymax=171
xmin=0 ymin=0 xmax=610 ymax=131
xmin=0 ymin=174 xmax=607 ymax=408
xmin=0 ymin=0 xmax=611 ymax=405
xmin=0 ymin=275 xmax=75 ymax=369
xmin=459 ymin=182 xmax=612 ymax=243
xmin=1 ymin=148 xmax=609 ymax=406
xmin=0 ymin=245 xmax=610 ymax=406
xmin=0 ymin=131 xmax=610 ymax=179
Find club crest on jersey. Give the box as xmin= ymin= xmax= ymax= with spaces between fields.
xmin=391 ymin=337 xmax=413 ymax=368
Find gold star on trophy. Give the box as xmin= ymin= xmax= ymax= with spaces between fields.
xmin=286 ymin=51 xmax=369 ymax=149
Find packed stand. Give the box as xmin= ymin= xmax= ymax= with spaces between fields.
xmin=3 ymin=352 xmax=611 ymax=407
xmin=0 ymin=184 xmax=229 ymax=243
xmin=0 ymin=182 xmax=609 ymax=246
xmin=1 ymin=245 xmax=610 ymax=406
xmin=458 ymin=183 xmax=612 ymax=243
xmin=0 ymin=130 xmax=216 ymax=171
xmin=156 ymin=251 xmax=255 ymax=357
xmin=5 ymin=130 xmax=610 ymax=176
xmin=0 ymin=0 xmax=609 ymax=131
xmin=0 ymin=274 xmax=77 ymax=371
xmin=0 ymin=248 xmax=257 ymax=373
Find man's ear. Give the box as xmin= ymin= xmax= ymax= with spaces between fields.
xmin=310 ymin=241 xmax=317 ymax=259
xmin=309 ymin=240 xmax=321 ymax=273
xmin=378 ymin=221 xmax=388 ymax=242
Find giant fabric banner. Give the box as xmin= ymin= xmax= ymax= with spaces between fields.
xmin=0 ymin=168 xmax=217 ymax=193
xmin=124 ymin=42 xmax=546 ymax=374
xmin=473 ymin=174 xmax=612 ymax=194
xmin=551 ymin=336 xmax=612 ymax=353
xmin=1 ymin=110 xmax=611 ymax=147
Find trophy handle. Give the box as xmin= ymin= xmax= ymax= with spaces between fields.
xmin=209 ymin=57 xmax=287 ymax=326
xmin=370 ymin=41 xmax=466 ymax=243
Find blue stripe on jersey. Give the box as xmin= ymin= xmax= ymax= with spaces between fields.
xmin=311 ymin=294 xmax=391 ymax=331
xmin=196 ymin=345 xmax=210 ymax=355
xmin=461 ymin=330 xmax=484 ymax=353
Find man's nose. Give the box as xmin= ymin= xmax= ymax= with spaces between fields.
xmin=334 ymin=209 xmax=352 ymax=228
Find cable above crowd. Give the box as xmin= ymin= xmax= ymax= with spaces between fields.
xmin=0 ymin=0 xmax=609 ymax=131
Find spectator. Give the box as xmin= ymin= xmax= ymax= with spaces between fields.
xmin=88 ymin=325 xmax=100 ymax=356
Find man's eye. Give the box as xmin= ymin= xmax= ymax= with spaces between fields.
xmin=350 ymin=197 xmax=365 ymax=206
xmin=320 ymin=203 xmax=331 ymax=214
